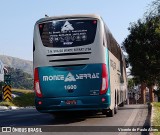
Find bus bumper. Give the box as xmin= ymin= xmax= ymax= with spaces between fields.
xmin=35 ymin=95 xmax=111 ymax=113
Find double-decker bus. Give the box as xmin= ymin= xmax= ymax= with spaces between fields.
xmin=33 ymin=14 xmax=127 ymax=117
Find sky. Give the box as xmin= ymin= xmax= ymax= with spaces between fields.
xmin=0 ymin=0 xmax=153 ymax=61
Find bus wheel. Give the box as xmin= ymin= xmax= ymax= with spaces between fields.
xmin=51 ymin=112 xmax=66 ymax=119
xmin=51 ymin=113 xmax=62 ymax=119
xmin=102 ymin=109 xmax=107 ymax=115
xmin=119 ymin=101 xmax=124 ymax=107
xmin=114 ymin=105 xmax=118 ymax=114
xmin=106 ymin=109 xmax=114 ymax=117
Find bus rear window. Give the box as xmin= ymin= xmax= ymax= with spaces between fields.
xmin=39 ymin=19 xmax=97 ymax=47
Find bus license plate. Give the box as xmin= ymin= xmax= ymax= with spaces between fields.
xmin=65 ymin=100 xmax=77 ymax=105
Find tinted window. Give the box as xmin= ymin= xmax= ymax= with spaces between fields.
xmin=39 ymin=19 xmax=97 ymax=47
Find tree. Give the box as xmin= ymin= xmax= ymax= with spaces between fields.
xmin=128 ymin=78 xmax=135 ymax=90
xmin=122 ymin=16 xmax=160 ymax=102
xmin=145 ymin=0 xmax=160 ymax=102
xmin=7 ymin=67 xmax=33 ymax=90
xmin=145 ymin=0 xmax=160 ymax=17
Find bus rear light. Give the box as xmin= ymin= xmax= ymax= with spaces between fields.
xmin=100 ymin=64 xmax=108 ymax=95
xmin=39 ymin=24 xmax=43 ymax=28
xmin=34 ymin=68 xmax=42 ymax=98
xmin=102 ymin=98 xmax=106 ymax=102
xmin=93 ymin=20 xmax=97 ymax=24
xmin=101 ymin=78 xmax=106 ymax=90
xmin=38 ymin=101 xmax=42 ymax=105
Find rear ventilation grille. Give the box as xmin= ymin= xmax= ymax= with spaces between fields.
xmin=53 ymin=64 xmax=86 ymax=67
xmin=49 ymin=58 xmax=89 ymax=62
xmin=47 ymin=52 xmax=91 ymax=57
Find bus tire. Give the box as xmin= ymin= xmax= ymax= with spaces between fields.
xmin=102 ymin=109 xmax=107 ymax=115
xmin=51 ymin=111 xmax=67 ymax=119
xmin=119 ymin=101 xmax=124 ymax=107
xmin=114 ymin=105 xmax=118 ymax=114
xmin=51 ymin=113 xmax=62 ymax=119
xmin=106 ymin=109 xmax=114 ymax=117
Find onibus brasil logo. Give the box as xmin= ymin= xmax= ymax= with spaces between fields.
xmin=43 ymin=72 xmax=99 ymax=82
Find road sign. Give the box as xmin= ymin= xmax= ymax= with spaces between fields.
xmin=3 ymin=85 xmax=12 ymax=101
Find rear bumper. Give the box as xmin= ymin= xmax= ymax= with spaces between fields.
xmin=35 ymin=95 xmax=111 ymax=113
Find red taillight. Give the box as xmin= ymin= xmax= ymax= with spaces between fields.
xmin=93 ymin=20 xmax=97 ymax=24
xmin=100 ymin=64 xmax=108 ymax=95
xmin=38 ymin=101 xmax=42 ymax=105
xmin=39 ymin=24 xmax=43 ymax=28
xmin=34 ymin=68 xmax=42 ymax=98
xmin=102 ymin=98 xmax=106 ymax=102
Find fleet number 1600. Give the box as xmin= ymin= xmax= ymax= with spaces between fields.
xmin=64 ymin=85 xmax=77 ymax=90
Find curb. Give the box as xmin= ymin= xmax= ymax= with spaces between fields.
xmin=0 ymin=106 xmax=35 ymax=110
xmin=0 ymin=106 xmax=9 ymax=110
xmin=0 ymin=106 xmax=19 ymax=110
xmin=149 ymin=103 xmax=154 ymax=135
xmin=151 ymin=103 xmax=154 ymax=126
xmin=19 ymin=106 xmax=35 ymax=109
xmin=8 ymin=106 xmax=19 ymax=110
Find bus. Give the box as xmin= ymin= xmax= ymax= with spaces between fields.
xmin=33 ymin=14 xmax=127 ymax=117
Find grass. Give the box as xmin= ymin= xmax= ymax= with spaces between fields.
xmin=12 ymin=88 xmax=34 ymax=94
xmin=152 ymin=102 xmax=160 ymax=135
xmin=0 ymin=101 xmax=15 ymax=107
xmin=12 ymin=92 xmax=35 ymax=107
xmin=0 ymin=89 xmax=35 ymax=107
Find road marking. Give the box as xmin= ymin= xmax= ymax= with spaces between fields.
xmin=118 ymin=108 xmax=139 ymax=135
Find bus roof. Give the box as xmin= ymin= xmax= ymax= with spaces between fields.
xmin=36 ymin=14 xmax=102 ymax=24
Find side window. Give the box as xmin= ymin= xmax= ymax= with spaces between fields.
xmin=104 ymin=25 xmax=122 ymax=61
xmin=107 ymin=34 xmax=111 ymax=51
xmin=104 ymin=25 xmax=111 ymax=50
xmin=110 ymin=34 xmax=117 ymax=58
xmin=103 ymin=26 xmax=107 ymax=47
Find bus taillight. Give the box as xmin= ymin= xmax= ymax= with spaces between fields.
xmin=93 ymin=20 xmax=97 ymax=24
xmin=34 ymin=68 xmax=42 ymax=98
xmin=39 ymin=24 xmax=43 ymax=28
xmin=100 ymin=64 xmax=108 ymax=95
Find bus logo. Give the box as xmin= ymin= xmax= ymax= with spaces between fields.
xmin=61 ymin=21 xmax=74 ymax=32
xmin=64 ymin=72 xmax=76 ymax=82
xmin=42 ymin=73 xmax=100 ymax=82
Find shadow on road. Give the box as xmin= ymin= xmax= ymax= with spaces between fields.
xmin=50 ymin=111 xmax=106 ymax=125
xmin=141 ymin=103 xmax=151 ymax=135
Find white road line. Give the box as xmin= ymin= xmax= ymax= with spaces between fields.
xmin=118 ymin=108 xmax=139 ymax=135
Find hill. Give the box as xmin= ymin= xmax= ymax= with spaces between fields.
xmin=7 ymin=67 xmax=33 ymax=89
xmin=0 ymin=55 xmax=33 ymax=75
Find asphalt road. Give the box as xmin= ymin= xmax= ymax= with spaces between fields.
xmin=0 ymin=104 xmax=151 ymax=135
